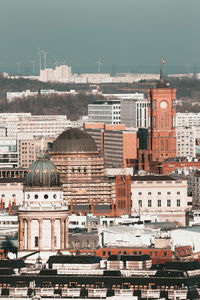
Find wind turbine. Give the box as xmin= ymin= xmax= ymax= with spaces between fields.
xmin=42 ymin=50 xmax=48 ymax=69
xmin=30 ymin=60 xmax=35 ymax=74
xmin=16 ymin=62 xmax=21 ymax=75
xmin=96 ymin=57 xmax=102 ymax=73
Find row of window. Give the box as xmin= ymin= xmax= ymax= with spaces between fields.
xmin=138 ymin=191 xmax=181 ymax=195
xmin=138 ymin=199 xmax=181 ymax=207
xmin=1 ymin=194 xmax=16 ymax=197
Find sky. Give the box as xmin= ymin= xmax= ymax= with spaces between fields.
xmin=0 ymin=0 xmax=199 ymax=74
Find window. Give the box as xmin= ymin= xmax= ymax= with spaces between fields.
xmin=148 ymin=192 xmax=151 ymax=195
xmin=138 ymin=200 xmax=142 ymax=207
xmin=138 ymin=192 xmax=142 ymax=195
xmin=35 ymin=236 xmax=39 ymax=247
xmin=177 ymin=192 xmax=180 ymax=195
xmin=34 ymin=194 xmax=38 ymax=199
xmin=12 ymin=194 xmax=16 ymax=197
xmin=167 ymin=192 xmax=171 ymax=195
xmin=158 ymin=192 xmax=161 ymax=195
xmin=167 ymin=199 xmax=171 ymax=207
xmin=157 ymin=199 xmax=161 ymax=207
xmin=148 ymin=200 xmax=152 ymax=207
xmin=44 ymin=194 xmax=48 ymax=199
xmin=1 ymin=194 xmax=5 ymax=197
xmin=177 ymin=199 xmax=180 ymax=207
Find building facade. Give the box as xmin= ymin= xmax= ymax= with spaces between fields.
xmin=131 ymin=175 xmax=191 ymax=226
xmin=50 ymin=128 xmax=132 ymax=217
xmin=135 ymin=77 xmax=177 ymax=172
xmin=176 ymin=112 xmax=200 ymax=127
xmin=120 ymin=98 xmax=148 ymax=128
xmin=85 ymin=123 xmax=137 ymax=167
xmin=176 ymin=127 xmax=196 ymax=158
xmin=88 ymin=100 xmax=121 ymax=124
xmin=18 ymin=153 xmax=68 ymax=263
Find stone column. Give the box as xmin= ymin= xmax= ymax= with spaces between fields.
xmin=27 ymin=218 xmax=31 ymax=251
xmin=51 ymin=219 xmax=55 ymax=251
xmin=39 ymin=218 xmax=43 ymax=250
xmin=61 ymin=218 xmax=65 ymax=250
xmin=19 ymin=218 xmax=24 ymax=250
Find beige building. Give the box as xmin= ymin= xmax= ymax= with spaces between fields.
xmin=50 ymin=128 xmax=116 ymax=210
xmin=131 ymin=175 xmax=192 ymax=226
xmin=18 ymin=153 xmax=68 ymax=263
xmin=18 ymin=134 xmax=54 ymax=168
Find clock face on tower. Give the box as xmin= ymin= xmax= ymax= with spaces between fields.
xmin=160 ymin=101 xmax=167 ymax=109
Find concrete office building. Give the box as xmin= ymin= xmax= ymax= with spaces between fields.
xmin=120 ymin=98 xmax=148 ymax=128
xmin=84 ymin=123 xmax=137 ymax=167
xmin=88 ymin=100 xmax=121 ymax=124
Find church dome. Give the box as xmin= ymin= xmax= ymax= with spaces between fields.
xmin=25 ymin=152 xmax=60 ymax=187
xmin=53 ymin=128 xmax=97 ymax=153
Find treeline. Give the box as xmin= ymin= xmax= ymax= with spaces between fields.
xmin=0 ymin=93 xmax=99 ymax=120
xmin=0 ymin=76 xmax=90 ymax=98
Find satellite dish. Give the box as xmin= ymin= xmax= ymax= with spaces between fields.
xmin=7 ymin=252 xmax=16 ymax=260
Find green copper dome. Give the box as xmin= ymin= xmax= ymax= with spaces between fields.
xmin=25 ymin=152 xmax=60 ymax=187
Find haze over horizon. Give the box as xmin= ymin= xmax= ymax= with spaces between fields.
xmin=0 ymin=0 xmax=199 ymax=75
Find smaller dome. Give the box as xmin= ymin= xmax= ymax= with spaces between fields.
xmin=53 ymin=128 xmax=97 ymax=153
xmin=25 ymin=152 xmax=60 ymax=187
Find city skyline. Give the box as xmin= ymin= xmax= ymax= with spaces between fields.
xmin=0 ymin=0 xmax=199 ymax=74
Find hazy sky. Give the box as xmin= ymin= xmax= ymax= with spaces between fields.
xmin=0 ymin=0 xmax=199 ymax=74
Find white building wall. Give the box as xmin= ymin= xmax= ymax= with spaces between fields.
xmin=88 ymin=102 xmax=120 ymax=124
xmin=131 ymin=179 xmax=190 ymax=214
xmin=42 ymin=219 xmax=51 ymax=249
xmin=176 ymin=127 xmax=196 ymax=157
xmin=176 ymin=113 xmax=200 ymax=127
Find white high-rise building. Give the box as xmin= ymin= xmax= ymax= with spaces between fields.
xmin=176 ymin=113 xmax=200 ymax=127
xmin=88 ymin=100 xmax=121 ymax=124
xmin=40 ymin=65 xmax=72 ymax=82
xmin=176 ymin=127 xmax=196 ymax=158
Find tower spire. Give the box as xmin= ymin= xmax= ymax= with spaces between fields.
xmin=160 ymin=56 xmax=165 ymax=82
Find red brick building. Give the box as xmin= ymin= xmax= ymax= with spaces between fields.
xmin=130 ymin=74 xmax=177 ymax=173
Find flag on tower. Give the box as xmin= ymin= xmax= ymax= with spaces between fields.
xmin=161 ymin=57 xmax=165 ymax=64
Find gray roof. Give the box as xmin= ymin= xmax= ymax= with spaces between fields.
xmin=53 ymin=128 xmax=97 ymax=153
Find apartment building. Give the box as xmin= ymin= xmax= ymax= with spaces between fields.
xmin=176 ymin=127 xmax=196 ymax=157
xmin=176 ymin=112 xmax=200 ymax=127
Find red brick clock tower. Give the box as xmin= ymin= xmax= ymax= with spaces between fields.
xmin=138 ymin=62 xmax=176 ymax=172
